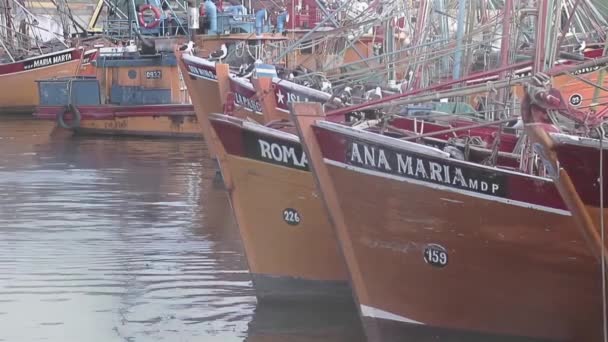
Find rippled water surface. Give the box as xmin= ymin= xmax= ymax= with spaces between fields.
xmin=0 ymin=116 xmax=364 ymax=342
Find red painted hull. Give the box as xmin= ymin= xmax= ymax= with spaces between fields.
xmin=34 ymin=104 xmax=199 ymax=138
xmin=35 ymin=104 xmax=195 ymax=120
xmin=306 ymin=121 xmax=603 ymax=341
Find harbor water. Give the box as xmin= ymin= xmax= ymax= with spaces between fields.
xmin=0 ymin=115 xmax=364 ymax=342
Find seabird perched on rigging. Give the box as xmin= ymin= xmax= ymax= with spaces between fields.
xmin=237 ymin=63 xmax=256 ymax=78
xmin=178 ymin=41 xmax=195 ymax=55
xmin=237 ymin=59 xmax=264 ymax=78
xmin=339 ymin=86 xmax=353 ymax=103
xmin=365 ymin=86 xmax=383 ymax=101
xmin=208 ymin=44 xmax=228 ymax=61
xmin=321 ymin=80 xmax=332 ymax=94
xmin=575 ymin=40 xmax=587 ymax=53
xmin=398 ymin=70 xmax=414 ymax=93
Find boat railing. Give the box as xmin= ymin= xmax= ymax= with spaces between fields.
xmin=213 ymin=13 xmax=256 ymax=34
xmin=102 ymin=14 xmax=189 ymax=41
xmin=102 ymin=19 xmax=137 ymax=41
xmin=289 ymin=7 xmax=322 ymax=30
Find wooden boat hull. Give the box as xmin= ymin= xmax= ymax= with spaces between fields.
xmin=229 ymin=76 xmax=268 ymax=123
xmin=324 ymin=162 xmax=598 ymax=341
xmin=296 ymin=116 xmax=603 ymax=341
xmin=180 ymin=55 xmax=228 ymax=152
xmin=228 ymin=72 xmax=336 ymax=123
xmin=0 ymin=49 xmax=91 ymax=114
xmin=551 ymin=133 xmax=608 ymax=208
xmin=34 ymin=104 xmax=200 ymax=138
xmin=209 ymin=115 xmax=352 ymax=303
xmin=180 ymin=53 xmax=352 ymax=302
xmin=512 ymin=61 xmax=608 ymax=113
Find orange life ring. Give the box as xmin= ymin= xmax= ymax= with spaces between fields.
xmin=138 ymin=4 xmax=162 ymax=29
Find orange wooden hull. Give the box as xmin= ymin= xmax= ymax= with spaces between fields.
xmin=179 ymin=55 xmax=226 ymax=155
xmin=512 ymin=63 xmax=608 ymax=110
xmin=181 ymin=54 xmax=352 ymax=302
xmin=0 ymin=59 xmax=82 ymax=114
xmin=324 ymin=162 xmax=600 ymax=341
xmin=75 ymin=115 xmax=201 ymax=138
xmin=224 ymin=154 xmax=351 ymax=301
xmin=209 ymin=116 xmax=352 ymax=302
xmin=291 ymin=105 xmax=603 ymax=342
xmin=35 ymin=105 xmax=200 ymax=138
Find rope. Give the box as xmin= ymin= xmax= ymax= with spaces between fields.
xmin=601 ymin=130 xmax=607 ymax=342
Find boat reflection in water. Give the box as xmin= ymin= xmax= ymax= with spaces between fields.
xmin=0 ymin=117 xmax=256 ymax=341
xmin=245 ymin=302 xmax=364 ymax=342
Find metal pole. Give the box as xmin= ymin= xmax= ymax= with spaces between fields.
xmin=130 ymin=0 xmax=138 ymax=38
xmin=453 ymin=0 xmax=466 ymax=80
xmin=187 ymin=0 xmax=199 ymax=41
xmin=435 ymin=0 xmax=449 ymax=75
xmin=533 ymin=0 xmax=548 ymax=73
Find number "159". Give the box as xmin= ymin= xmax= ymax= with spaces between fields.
xmin=424 ymin=245 xmax=448 ymax=267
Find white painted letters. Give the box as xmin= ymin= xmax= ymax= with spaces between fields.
xmin=349 ymin=142 xmax=502 ymax=196
xmin=257 ymin=138 xmax=308 ymax=168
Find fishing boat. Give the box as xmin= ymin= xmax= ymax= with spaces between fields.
xmin=0 ymin=0 xmax=103 ymax=114
xmin=181 ymin=54 xmax=337 ymax=121
xmin=179 ymin=23 xmax=386 ymax=302
xmin=34 ymin=42 xmax=199 ymax=138
xmin=206 ymin=113 xmax=352 ymax=302
xmin=0 ymin=47 xmax=98 ymax=115
xmin=179 ymin=50 xmax=353 ymax=303
xmin=289 ymin=95 xmax=608 ymax=341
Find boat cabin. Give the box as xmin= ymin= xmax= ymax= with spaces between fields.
xmin=37 ymin=46 xmax=184 ymax=107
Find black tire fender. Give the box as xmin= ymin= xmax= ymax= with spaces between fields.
xmin=57 ymin=103 xmax=81 ymax=129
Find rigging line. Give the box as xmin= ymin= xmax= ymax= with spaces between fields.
xmin=601 ymin=128 xmax=607 ymax=342
xmin=0 ymin=34 xmax=14 ymax=61
xmin=383 ymin=107 xmax=512 ymax=119
xmin=323 ymin=24 xmax=508 ymax=75
xmin=324 ymin=40 xmax=507 ymax=85
xmin=0 ymin=21 xmax=65 ymax=47
xmin=272 ymin=0 xmax=355 ymax=64
xmin=11 ymin=0 xmax=36 ymax=20
xmin=566 ymin=70 xmax=608 ymax=94
xmin=23 ymin=0 xmax=68 ymax=47
xmin=328 ymin=18 xmax=519 ymax=80
xmin=313 ymin=0 xmax=369 ymax=67
xmin=48 ymin=0 xmax=87 ymax=33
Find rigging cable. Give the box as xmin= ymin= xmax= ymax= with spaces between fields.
xmin=601 ymin=128 xmax=607 ymax=342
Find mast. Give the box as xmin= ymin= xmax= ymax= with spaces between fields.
xmin=496 ymin=0 xmax=513 ymax=118
xmin=435 ymin=0 xmax=449 ymax=76
xmin=499 ymin=0 xmax=513 ymax=74
xmin=533 ymin=0 xmax=549 ymax=73
xmin=385 ymin=15 xmax=395 ymax=85
xmin=3 ymin=0 xmax=13 ymax=53
xmin=0 ymin=0 xmax=12 ymax=61
xmin=56 ymin=0 xmax=71 ymax=40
